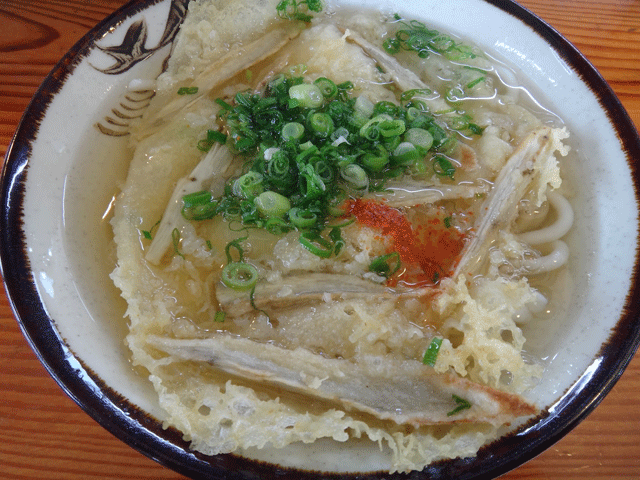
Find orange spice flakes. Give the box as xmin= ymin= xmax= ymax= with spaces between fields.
xmin=344 ymin=198 xmax=468 ymax=288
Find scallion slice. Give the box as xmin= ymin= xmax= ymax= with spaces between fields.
xmin=221 ymin=262 xmax=259 ymax=290
xmin=392 ymin=142 xmax=420 ymax=166
xmin=314 ymin=77 xmax=338 ymax=99
xmin=447 ymin=394 xmax=472 ymax=416
xmin=369 ymin=252 xmax=401 ymax=278
xmin=282 ymin=122 xmax=305 ymax=141
xmin=289 ymin=83 xmax=324 ymax=109
xmin=405 ymin=128 xmax=434 ymax=151
xmin=299 ymin=232 xmax=333 ymax=258
xmin=288 ymin=208 xmax=317 ymax=229
xmin=254 ymin=191 xmax=291 ymax=218
xmin=177 ymin=86 xmax=198 ymax=95
xmin=181 ymin=191 xmax=218 ymax=221
xmin=422 ymin=337 xmax=443 ymax=366
xmin=433 ymin=155 xmax=456 ymax=179
xmin=308 ymin=112 xmax=334 ymax=137
xmin=340 ymin=164 xmax=368 ymax=190
xmin=232 ymin=171 xmax=264 ymax=199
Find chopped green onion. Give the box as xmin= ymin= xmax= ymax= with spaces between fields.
xmin=360 ymin=115 xmax=403 ymax=141
xmin=215 ymin=98 xmax=233 ymax=111
xmin=221 ymin=262 xmax=259 ymax=290
xmin=276 ymin=0 xmax=322 ymax=22
xmin=299 ymin=232 xmax=333 ymax=258
xmin=354 ymin=95 xmax=374 ymax=121
xmin=289 ymin=83 xmax=324 ymax=109
xmin=447 ymin=394 xmax=472 ymax=416
xmin=327 ymin=190 xmax=348 ymax=217
xmin=329 ymin=226 xmax=346 ymax=256
xmin=422 ymin=337 xmax=443 ymax=366
xmin=383 ymin=17 xmax=478 ymax=61
xmin=177 ymin=86 xmax=198 ymax=95
xmin=379 ymin=119 xmax=405 ymax=138
xmin=202 ymin=71 xmax=460 ymax=243
xmin=141 ymin=218 xmax=161 ymax=240
xmin=224 ymin=236 xmax=247 ymax=264
xmin=214 ymin=311 xmax=226 ymax=322
xmin=254 ymin=191 xmax=291 ymax=218
xmin=400 ymin=88 xmax=432 ymax=103
xmin=197 ymin=129 xmax=227 ymax=152
xmin=393 ymin=142 xmax=420 ymax=166
xmin=282 ymin=122 xmax=305 ymax=141
xmin=314 ymin=77 xmax=338 ymax=99
xmin=171 ymin=228 xmax=184 ymax=258
xmin=299 ymin=163 xmax=326 ymax=199
xmin=314 ymin=160 xmax=335 ymax=183
xmin=443 ymin=216 xmax=452 ymax=228
xmin=233 ymin=172 xmax=264 ymax=199
xmin=445 ymin=86 xmax=465 ymax=105
xmin=362 ymin=145 xmax=389 ymax=172
xmin=264 ymin=217 xmax=292 ymax=235
xmin=369 ymin=252 xmax=401 ymax=278
xmin=288 ymin=208 xmax=317 ymax=229
xmin=181 ymin=190 xmax=218 ymax=221
xmin=468 ymin=123 xmax=484 ymax=135
xmin=308 ymin=112 xmax=334 ymax=137
xmin=340 ymin=164 xmax=368 ymax=190
xmin=374 ymin=101 xmax=402 ymax=117
xmin=466 ymin=76 xmax=485 ymax=89
xmin=405 ymin=128 xmax=433 ymax=151
xmin=433 ymin=155 xmax=456 ymax=179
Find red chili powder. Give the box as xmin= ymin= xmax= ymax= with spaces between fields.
xmin=345 ymin=199 xmax=466 ymax=287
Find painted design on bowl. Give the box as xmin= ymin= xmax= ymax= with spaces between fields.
xmin=94 ymin=0 xmax=188 ymax=75
xmin=94 ymin=88 xmax=155 ymax=137
xmin=93 ymin=0 xmax=189 ymax=137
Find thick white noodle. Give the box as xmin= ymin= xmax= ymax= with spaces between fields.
xmin=521 ymin=240 xmax=569 ymax=274
xmin=517 ymin=191 xmax=573 ymax=245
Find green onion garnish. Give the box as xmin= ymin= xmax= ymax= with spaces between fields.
xmin=276 ymin=0 xmax=323 ymax=22
xmin=433 ymin=155 xmax=456 ymax=179
xmin=180 ymin=72 xmax=465 ymax=259
xmin=181 ymin=191 xmax=218 ymax=221
xmin=141 ymin=218 xmax=161 ymax=240
xmin=197 ymin=129 xmax=227 ymax=152
xmin=221 ymin=262 xmax=259 ymax=290
xmin=288 ymin=208 xmax=317 ymax=229
xmin=369 ymin=252 xmax=401 ymax=278
xmin=289 ymin=83 xmax=324 ymax=109
xmin=314 ymin=77 xmax=338 ymax=99
xmin=177 ymin=86 xmax=198 ymax=95
xmin=282 ymin=122 xmax=305 ymax=141
xmin=447 ymin=394 xmax=472 ymax=416
xmin=171 ymin=227 xmax=184 ymax=258
xmin=299 ymin=232 xmax=334 ymax=258
xmin=254 ymin=191 xmax=291 ymax=219
xmin=422 ymin=337 xmax=443 ymax=366
xmin=383 ymin=15 xmax=478 ymax=61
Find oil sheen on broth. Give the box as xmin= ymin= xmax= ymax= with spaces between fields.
xmin=110 ymin=0 xmax=575 ymax=473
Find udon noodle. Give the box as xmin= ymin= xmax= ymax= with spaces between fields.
xmin=110 ymin=0 xmax=573 ymax=472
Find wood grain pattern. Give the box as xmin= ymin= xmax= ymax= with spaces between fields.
xmin=1 ymin=1 xmax=639 ymax=478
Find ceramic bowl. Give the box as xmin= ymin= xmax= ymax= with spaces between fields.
xmin=2 ymin=0 xmax=640 ymax=478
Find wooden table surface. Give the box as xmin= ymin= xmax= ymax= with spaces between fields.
xmin=1 ymin=1 xmax=639 ymax=478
